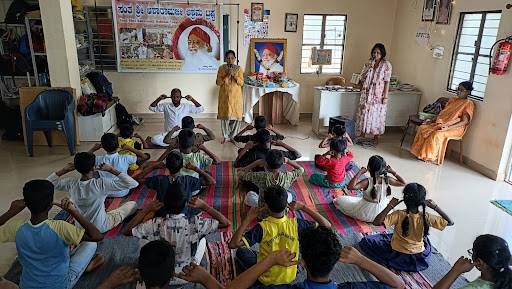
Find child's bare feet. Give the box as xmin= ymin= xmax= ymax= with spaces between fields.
xmin=372 ymin=135 xmax=379 ymax=145
xmin=221 ymin=139 xmax=228 ymax=144
xmin=85 ymin=253 xmax=105 ymax=273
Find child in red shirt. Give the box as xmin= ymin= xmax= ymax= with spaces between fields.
xmin=310 ymin=139 xmax=354 ymax=188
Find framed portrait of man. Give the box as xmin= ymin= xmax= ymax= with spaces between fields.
xmin=422 ymin=0 xmax=436 ymax=21
xmin=250 ymin=38 xmax=287 ymax=76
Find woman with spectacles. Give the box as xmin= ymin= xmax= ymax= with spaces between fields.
xmin=410 ymin=81 xmax=475 ymax=163
xmin=433 ymin=234 xmax=512 ymax=289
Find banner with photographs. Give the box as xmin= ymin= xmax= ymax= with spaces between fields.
xmin=112 ymin=0 xmax=223 ymax=73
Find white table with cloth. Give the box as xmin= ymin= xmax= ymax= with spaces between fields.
xmin=242 ymin=84 xmax=301 ymax=125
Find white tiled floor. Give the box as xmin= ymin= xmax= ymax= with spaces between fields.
xmin=0 ymin=118 xmax=511 ymax=281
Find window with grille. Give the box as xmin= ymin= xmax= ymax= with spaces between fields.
xmin=86 ymin=6 xmax=117 ymax=71
xmin=448 ymin=11 xmax=502 ymax=100
xmin=301 ymin=15 xmax=347 ymax=74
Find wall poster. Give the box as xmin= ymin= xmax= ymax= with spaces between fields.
xmin=112 ymin=0 xmax=223 ymax=73
xmin=243 ymin=8 xmax=270 ymax=47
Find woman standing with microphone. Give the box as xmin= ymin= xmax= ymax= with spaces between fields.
xmin=356 ymin=43 xmax=392 ymax=145
xmin=216 ymin=50 xmax=244 ymax=144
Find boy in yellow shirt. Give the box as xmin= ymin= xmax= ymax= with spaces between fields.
xmin=117 ymin=124 xmax=150 ymax=171
xmin=228 ymin=186 xmax=331 ymax=285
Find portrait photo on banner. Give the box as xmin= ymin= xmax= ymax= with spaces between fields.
xmin=112 ymin=0 xmax=222 ymax=73
xmin=250 ymin=38 xmax=287 ymax=77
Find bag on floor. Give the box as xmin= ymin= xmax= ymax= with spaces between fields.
xmin=1 ymin=104 xmax=23 ymax=141
xmin=86 ymin=71 xmax=113 ymax=100
xmin=115 ymin=101 xmax=135 ymax=126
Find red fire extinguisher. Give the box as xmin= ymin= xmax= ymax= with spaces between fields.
xmin=490 ymin=40 xmax=512 ymax=75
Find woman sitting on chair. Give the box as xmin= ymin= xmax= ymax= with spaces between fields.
xmin=410 ymin=81 xmax=475 ymax=163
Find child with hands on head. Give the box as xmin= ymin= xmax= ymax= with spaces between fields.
xmin=0 ymin=181 xmax=104 ymax=289
xmin=234 ymin=115 xmax=285 ymax=144
xmin=360 ymin=183 xmax=455 ymax=272
xmin=89 ymin=133 xmax=148 ymax=197
xmin=46 ymin=153 xmax=139 ymax=233
xmin=160 ymin=116 xmax=216 ymax=155
xmin=334 ymin=155 xmax=406 ymax=222
xmin=310 ymin=138 xmax=354 ymax=188
xmin=228 ymin=185 xmax=331 ymax=286
xmin=179 ymin=226 xmax=405 ymax=289
xmin=117 ymin=124 xmax=150 ymax=171
xmin=237 ymin=149 xmax=304 ymax=208
xmin=318 ymin=125 xmax=353 ymax=149
xmin=433 ymin=234 xmax=512 ymax=289
xmin=134 ymin=151 xmax=216 ymax=217
xmin=122 ymin=182 xmax=230 ymax=285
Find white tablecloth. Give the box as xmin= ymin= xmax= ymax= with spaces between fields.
xmin=242 ymin=84 xmax=300 ymax=125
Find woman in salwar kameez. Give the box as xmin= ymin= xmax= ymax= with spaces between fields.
xmin=216 ymin=50 xmax=244 ymax=144
xmin=411 ymin=81 xmax=475 ymax=163
xmin=356 ymin=43 xmax=392 ymax=145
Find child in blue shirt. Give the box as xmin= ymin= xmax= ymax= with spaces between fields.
xmin=0 ymin=180 xmax=104 ymax=289
xmin=89 ymin=133 xmax=148 ymax=197
xmin=133 ymin=151 xmax=216 ymax=217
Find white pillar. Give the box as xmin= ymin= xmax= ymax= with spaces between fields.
xmin=40 ymin=0 xmax=81 ymax=95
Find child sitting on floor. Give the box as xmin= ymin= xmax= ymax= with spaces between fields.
xmin=315 ymin=125 xmax=353 ymax=172
xmin=133 ymin=151 xmax=216 ymax=217
xmin=318 ymin=125 xmax=353 ymax=149
xmin=89 ymin=133 xmax=148 ymax=197
xmin=123 ymin=183 xmax=230 ymax=285
xmin=158 ymin=129 xmax=221 ymax=173
xmin=228 ymin=186 xmax=331 ymax=286
xmin=334 ymin=155 xmax=406 ymax=222
xmin=433 ymin=234 xmax=512 ymax=289
xmin=96 ymin=239 xmax=203 ymax=289
xmin=46 ymin=153 xmax=139 ymax=233
xmin=237 ymin=149 xmax=304 ymax=208
xmin=309 ymin=139 xmax=354 ymax=188
xmin=117 ymin=124 xmax=150 ymax=171
xmin=210 ymin=226 xmax=404 ymax=289
xmin=234 ymin=115 xmax=284 ymax=143
xmin=0 ymin=181 xmax=104 ymax=289
xmin=360 ymin=183 xmax=454 ymax=272
xmin=235 ymin=129 xmax=301 ymax=171
xmin=163 ymin=116 xmax=215 ymax=151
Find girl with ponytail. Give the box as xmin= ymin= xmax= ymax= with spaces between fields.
xmin=359 ymin=183 xmax=454 ymax=271
xmin=434 ymin=234 xmax=512 ymax=289
xmin=334 ymin=155 xmax=405 ymax=222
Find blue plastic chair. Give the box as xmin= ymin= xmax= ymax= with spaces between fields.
xmin=25 ymin=90 xmax=76 ymax=157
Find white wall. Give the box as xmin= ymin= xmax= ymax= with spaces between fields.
xmin=81 ymin=0 xmax=398 ymax=114
xmin=390 ymin=0 xmax=512 ymax=179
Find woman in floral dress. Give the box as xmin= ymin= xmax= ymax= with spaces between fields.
xmin=216 ymin=50 xmax=244 ymax=144
xmin=356 ymin=43 xmax=392 ymax=145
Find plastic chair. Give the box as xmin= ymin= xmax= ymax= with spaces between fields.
xmin=25 ymin=89 xmax=76 ymax=157
xmin=400 ymin=97 xmax=450 ymax=147
xmin=438 ymin=127 xmax=467 ymax=166
xmin=325 ymin=76 xmax=345 ymax=86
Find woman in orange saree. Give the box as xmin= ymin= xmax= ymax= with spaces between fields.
xmin=411 ymin=81 xmax=475 ymax=162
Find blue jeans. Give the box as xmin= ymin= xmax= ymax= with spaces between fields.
xmin=235 ymin=247 xmax=258 ymax=271
xmin=66 ymin=241 xmax=98 ymax=289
